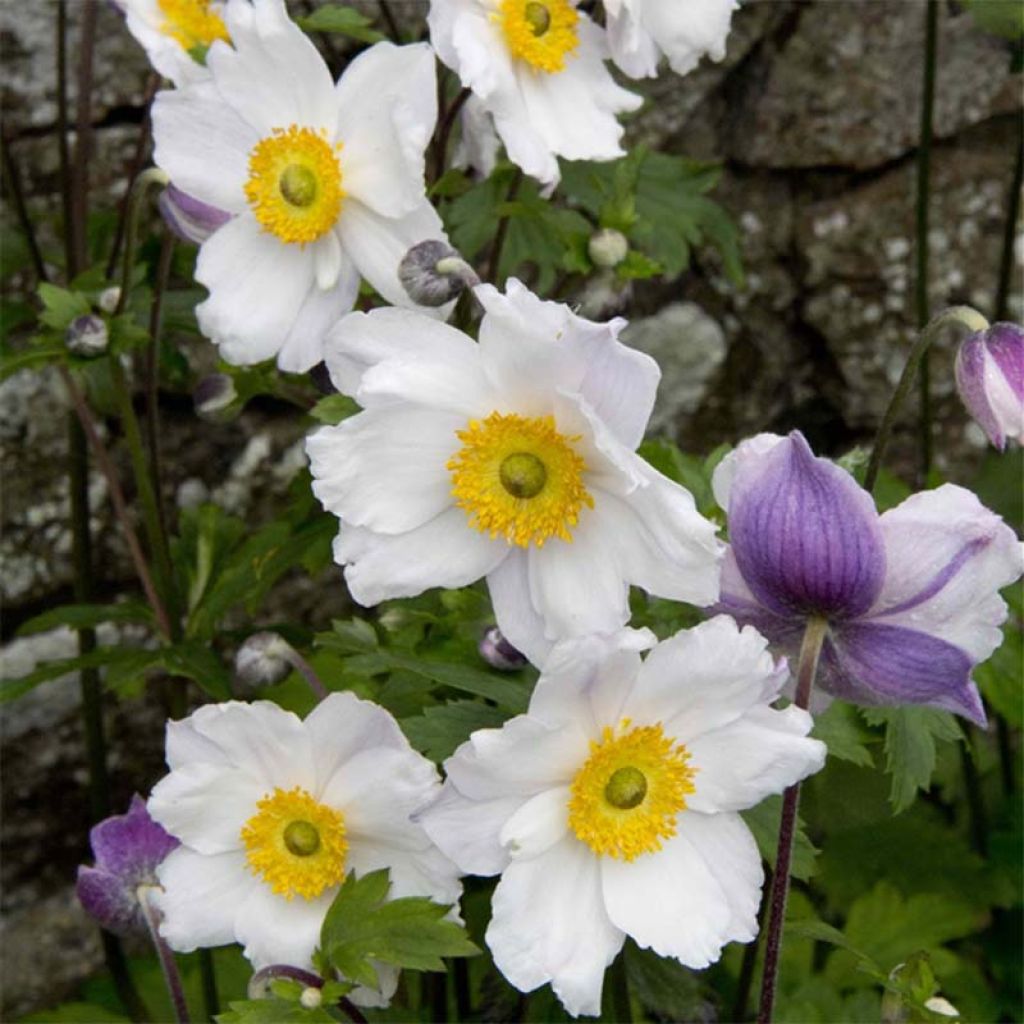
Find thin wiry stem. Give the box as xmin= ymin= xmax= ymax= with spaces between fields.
xmin=994 ymin=122 xmax=1023 ymax=322
xmin=138 ymin=888 xmax=191 ymax=1024
xmin=0 ymin=140 xmax=49 ymax=282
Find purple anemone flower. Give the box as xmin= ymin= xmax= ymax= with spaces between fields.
xmin=711 ymin=431 xmax=1024 ymax=726
xmin=954 ymin=322 xmax=1023 ymax=451
xmin=76 ymin=795 xmax=179 ymax=936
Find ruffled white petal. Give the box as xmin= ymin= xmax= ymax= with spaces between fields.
xmin=867 ymin=484 xmax=1024 ymax=662
xmin=488 ymin=836 xmax=624 ymax=1017
xmin=336 ymin=42 xmax=438 ymax=218
xmin=686 ymin=705 xmax=826 ymax=814
xmin=233 ymin=881 xmax=335 ymax=970
xmin=155 ymin=847 xmax=255 ymax=952
xmin=307 ymin=407 xmax=463 ymax=534
xmin=121 ymin=0 xmax=212 ymax=86
xmin=195 ymin=215 xmax=315 ymax=365
xmin=499 ymin=785 xmax=570 ymax=861
xmin=486 ymin=550 xmax=551 ymax=667
xmin=335 ymin=509 xmax=507 ymax=607
xmin=627 ymin=616 xmax=787 ymax=743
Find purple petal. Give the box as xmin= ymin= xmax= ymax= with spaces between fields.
xmin=822 ymin=623 xmax=987 ymax=727
xmin=728 ymin=431 xmax=886 ymax=619
xmin=987 ymin=323 xmax=1024 ymax=402
xmin=89 ymin=794 xmax=178 ymax=880
xmin=158 ymin=184 xmax=232 ymax=246
xmin=76 ymin=866 xmax=140 ymax=936
xmin=954 ymin=323 xmax=1024 ymax=450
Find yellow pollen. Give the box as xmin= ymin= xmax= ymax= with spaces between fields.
xmin=568 ymin=720 xmax=696 ymax=861
xmin=156 ymin=0 xmax=229 ymax=50
xmin=447 ymin=411 xmax=593 ymax=548
xmin=240 ymin=787 xmax=347 ymax=900
xmin=244 ymin=126 xmax=344 ymax=245
xmin=495 ymin=0 xmax=579 ymax=73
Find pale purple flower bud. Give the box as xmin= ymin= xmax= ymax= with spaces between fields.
xmin=588 ymin=228 xmax=629 ymax=269
xmin=76 ymin=795 xmax=178 ymax=936
xmin=234 ymin=631 xmax=293 ymax=691
xmin=158 ymin=184 xmax=231 ymax=246
xmin=954 ymin=322 xmax=1023 ymax=450
xmin=98 ymin=286 xmax=121 ymax=314
xmin=66 ymin=314 xmax=109 ymax=357
xmin=193 ymin=373 xmax=237 ymax=421
xmin=398 ymin=240 xmax=479 ymax=307
xmin=479 ymin=626 xmax=528 ymax=671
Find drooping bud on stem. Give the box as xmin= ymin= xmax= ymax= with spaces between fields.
xmin=66 ymin=314 xmax=109 ymax=357
xmin=399 ymin=240 xmax=480 ymax=307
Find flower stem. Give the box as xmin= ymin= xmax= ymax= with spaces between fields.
xmin=0 ymin=140 xmax=49 ymax=283
xmin=138 ymin=887 xmax=191 ymax=1024
xmin=432 ymin=84 xmax=472 ymax=182
xmin=756 ymin=616 xmax=828 ymax=1024
xmin=914 ymin=0 xmax=938 ymax=488
xmin=198 ymin=950 xmax=219 ymax=1022
xmin=453 ymin=957 xmax=471 ymax=1020
xmin=113 ymin=168 xmax=170 ymax=317
xmin=994 ymin=119 xmax=1023 ymax=321
xmin=281 ymin=646 xmax=329 ymax=702
xmin=144 ymin=233 xmax=175 ymax=540
xmin=863 ymin=305 xmax=989 ymax=494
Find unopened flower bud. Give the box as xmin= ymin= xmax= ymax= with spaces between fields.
xmin=234 ymin=631 xmax=293 ymax=691
xmin=924 ymin=997 xmax=959 ymax=1018
xmin=954 ymin=321 xmax=1023 ymax=450
xmin=76 ymin=795 xmax=178 ymax=937
xmin=479 ymin=626 xmax=528 ymax=671
xmin=98 ymin=286 xmax=122 ymax=314
xmin=66 ymin=314 xmax=109 ymax=357
xmin=159 ymin=183 xmax=231 ymax=246
xmin=398 ymin=240 xmax=479 ymax=307
xmin=300 ymin=987 xmax=323 ymax=1010
xmin=588 ymin=228 xmax=629 ymax=269
xmin=193 ymin=373 xmax=238 ymax=422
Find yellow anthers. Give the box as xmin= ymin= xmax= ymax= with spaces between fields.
xmin=568 ymin=720 xmax=696 ymax=861
xmin=157 ymin=0 xmax=229 ymax=50
xmin=244 ymin=126 xmax=344 ymax=245
xmin=241 ymin=787 xmax=347 ymax=900
xmin=495 ymin=0 xmax=580 ymax=74
xmin=448 ymin=411 xmax=593 ymax=548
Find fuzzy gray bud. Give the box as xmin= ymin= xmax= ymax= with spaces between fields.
xmin=193 ymin=373 xmax=238 ymax=422
xmin=587 ymin=228 xmax=629 ymax=269
xmin=399 ymin=240 xmax=479 ymax=307
xmin=66 ymin=314 xmax=109 ymax=357
xmin=479 ymin=626 xmax=528 ymax=671
xmin=234 ymin=632 xmax=294 ymax=692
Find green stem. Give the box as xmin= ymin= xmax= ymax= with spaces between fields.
xmin=863 ymin=305 xmax=989 ymax=494
xmin=144 ymin=233 xmax=175 ymax=540
xmin=756 ymin=617 xmax=829 ymax=1024
xmin=994 ymin=121 xmax=1023 ymax=321
xmin=958 ymin=728 xmax=988 ymax=857
xmin=0 ymin=140 xmax=49 ymax=283
xmin=114 ymin=167 xmax=170 ymax=317
xmin=914 ymin=0 xmax=938 ymax=488
xmin=198 ymin=949 xmax=220 ymax=1022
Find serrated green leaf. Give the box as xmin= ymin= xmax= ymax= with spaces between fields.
xmin=401 ymin=699 xmax=509 ymax=760
xmin=742 ymin=795 xmax=819 ymax=881
xmin=297 ymin=4 xmax=385 ymax=41
xmin=162 ymin=641 xmax=232 ymax=699
xmin=624 ymin=942 xmax=711 ymax=1020
xmin=16 ymin=600 xmax=155 ymax=637
xmin=812 ymin=701 xmax=875 ymax=767
xmin=309 ymin=393 xmax=359 ymax=425
xmin=315 ymin=618 xmax=380 ymax=656
xmin=37 ymin=283 xmax=91 ymax=329
xmin=786 ymin=917 xmax=881 ymax=970
xmin=860 ymin=706 xmax=963 ymax=813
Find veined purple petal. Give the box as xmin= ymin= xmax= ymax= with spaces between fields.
xmin=76 ymin=865 xmax=139 ymax=936
xmin=728 ymin=431 xmax=885 ymax=619
xmin=822 ymin=622 xmax=987 ymax=727
xmin=955 ymin=322 xmax=1024 ymax=450
xmin=159 ymin=183 xmax=231 ymax=246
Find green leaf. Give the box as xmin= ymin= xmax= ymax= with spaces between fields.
xmin=973 ymin=587 xmax=1022 ymax=726
xmin=297 ymin=5 xmax=385 ymax=42
xmin=16 ymin=600 xmax=154 ymax=637
xmin=401 ymin=699 xmax=510 ymax=760
xmin=309 ymin=393 xmax=360 ymax=425
xmin=37 ymin=283 xmax=91 ymax=329
xmin=812 ymin=701 xmax=875 ymax=767
xmin=615 ymin=249 xmax=662 ymax=280
xmin=162 ymin=641 xmax=232 ymax=699
xmin=624 ymin=941 xmax=711 ymax=1020
xmin=20 ymin=1003 xmax=130 ymax=1023
xmin=319 ymin=869 xmax=479 ymax=988
xmin=786 ymin=917 xmax=882 ymax=972
xmin=217 ymin=999 xmax=334 ymax=1023
xmin=0 ymin=647 xmax=160 ymax=703
xmin=315 ymin=618 xmax=380 ymax=656
xmin=860 ymin=706 xmax=963 ymax=813
xmin=742 ymin=795 xmax=819 ymax=881
xmin=962 ymin=0 xmax=1024 ymax=40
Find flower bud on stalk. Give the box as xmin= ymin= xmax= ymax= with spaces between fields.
xmin=954 ymin=321 xmax=1023 ymax=450
xmin=98 ymin=286 xmax=122 ymax=314
xmin=66 ymin=314 xmax=109 ymax=357
xmin=399 ymin=240 xmax=480 ymax=307
xmin=234 ymin=631 xmax=294 ymax=691
xmin=587 ymin=228 xmax=629 ymax=269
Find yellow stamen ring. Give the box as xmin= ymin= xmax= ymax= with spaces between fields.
xmin=157 ymin=0 xmax=229 ymax=50
xmin=448 ymin=411 xmax=593 ymax=548
xmin=568 ymin=720 xmax=696 ymax=861
xmin=495 ymin=0 xmax=580 ymax=73
xmin=244 ymin=126 xmax=344 ymax=245
xmin=241 ymin=786 xmax=347 ymax=900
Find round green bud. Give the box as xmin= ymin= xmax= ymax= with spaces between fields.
xmin=499 ymin=452 xmax=547 ymax=499
xmin=283 ymin=820 xmax=321 ymax=857
xmin=279 ymin=165 xmax=318 ymax=208
xmin=604 ymin=766 xmax=648 ymax=810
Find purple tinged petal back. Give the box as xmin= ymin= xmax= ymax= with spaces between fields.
xmin=728 ymin=431 xmax=886 ymax=619
xmin=955 ymin=322 xmax=1024 ymax=450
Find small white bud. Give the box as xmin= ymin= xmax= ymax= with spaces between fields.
xmin=66 ymin=314 xmax=109 ymax=357
xmin=587 ymin=228 xmax=629 ymax=269
xmin=98 ymin=286 xmax=122 ymax=314
xmin=234 ymin=632 xmax=294 ymax=691
xmin=924 ymin=997 xmax=959 ymax=1018
xmin=299 ymin=987 xmax=323 ymax=1010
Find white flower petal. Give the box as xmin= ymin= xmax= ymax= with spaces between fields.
xmin=336 ymin=42 xmax=438 ymax=218
xmin=627 ymin=616 xmax=786 ymax=742
xmin=868 ymin=484 xmax=1024 ymax=662
xmin=234 ymin=881 xmax=335 ymax=970
xmin=488 ymin=836 xmax=624 ymax=1017
xmin=686 ymin=705 xmax=826 ymax=814
xmin=148 ymin=762 xmax=261 ymax=854
xmin=307 ymin=407 xmax=463 ymax=534
xmin=165 ymin=715 xmax=231 ymax=770
xmin=152 ymin=82 xmax=255 ymax=213
xmin=486 ymin=550 xmax=551 ymax=667
xmin=600 ymin=823 xmax=732 ymax=967
xmin=155 ymin=847 xmax=254 ymax=952
xmin=644 ymin=0 xmax=736 ymax=76
xmin=335 ymin=508 xmax=507 ymax=607
xmin=122 ymin=0 xmax=212 ymax=86
xmin=313 ymin=230 xmax=343 ymax=291
xmin=195 ymin=215 xmax=314 ymax=366
xmin=499 ymin=785 xmax=570 ymax=861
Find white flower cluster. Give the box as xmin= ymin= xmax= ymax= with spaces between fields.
xmin=122 ymin=1 xmax=832 ymax=1018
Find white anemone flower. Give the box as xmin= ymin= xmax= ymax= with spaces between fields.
xmin=117 ymin=0 xmax=229 ymax=86
xmin=418 ymin=618 xmax=827 ymax=1016
xmin=148 ymin=693 xmax=461 ymax=1004
xmin=604 ymin=0 xmax=737 ymax=79
xmin=427 ymin=0 xmax=642 ymax=188
xmin=306 ymin=279 xmax=722 ymax=666
xmin=152 ymin=0 xmax=450 ymax=373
